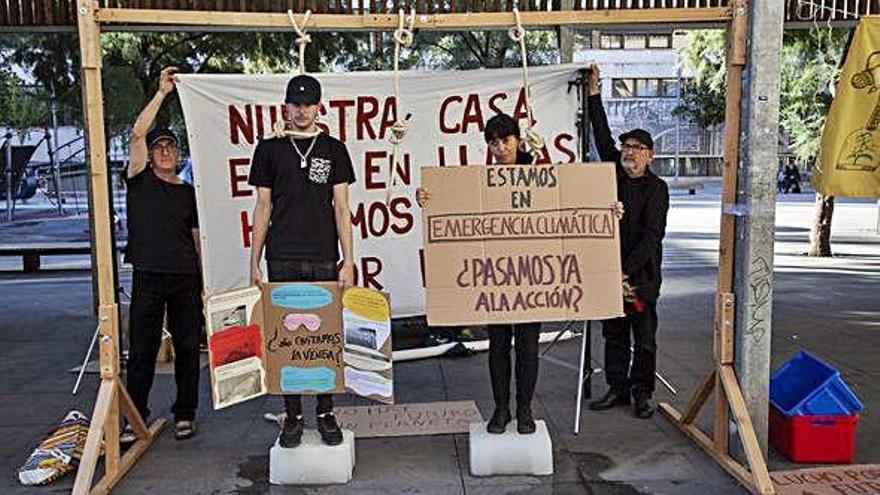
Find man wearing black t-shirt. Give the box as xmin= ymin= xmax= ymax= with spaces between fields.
xmin=124 ymin=67 xmax=201 ymax=441
xmin=248 ymin=74 xmax=356 ymax=448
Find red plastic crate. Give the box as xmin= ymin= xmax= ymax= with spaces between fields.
xmin=769 ymin=406 xmax=858 ymax=464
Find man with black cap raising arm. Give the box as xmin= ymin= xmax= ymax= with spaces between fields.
xmin=585 ymin=63 xmax=669 ymax=419
xmin=249 ymin=74 xmax=356 ymax=447
xmin=124 ymin=66 xmax=202 ymax=441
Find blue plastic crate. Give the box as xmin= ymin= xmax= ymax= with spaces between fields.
xmin=770 ymin=350 xmax=864 ymax=417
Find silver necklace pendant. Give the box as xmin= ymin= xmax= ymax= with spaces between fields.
xmin=290 ymin=135 xmax=318 ymax=168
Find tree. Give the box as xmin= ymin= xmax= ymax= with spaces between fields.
xmin=672 ymin=30 xmax=727 ymax=128
xmin=0 ymin=69 xmax=48 ymax=134
xmin=674 ymin=28 xmax=850 ymax=257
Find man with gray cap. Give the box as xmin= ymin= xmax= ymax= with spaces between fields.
xmin=585 ymin=63 xmax=669 ymax=419
xmin=124 ymin=66 xmax=202 ymax=441
xmin=249 ymin=74 xmax=356 ymax=447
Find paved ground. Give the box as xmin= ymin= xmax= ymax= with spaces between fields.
xmin=0 ymin=185 xmax=878 ymax=494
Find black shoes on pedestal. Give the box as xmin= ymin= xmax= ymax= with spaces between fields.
xmin=486 ymin=405 xmax=537 ymax=435
xmin=279 ymin=412 xmax=343 ymax=448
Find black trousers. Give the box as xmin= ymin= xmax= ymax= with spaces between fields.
xmin=126 ymin=269 xmax=202 ymax=422
xmin=267 ymin=259 xmax=336 ymax=417
xmin=487 ymin=323 xmax=540 ymax=411
xmin=602 ymin=301 xmax=658 ymax=398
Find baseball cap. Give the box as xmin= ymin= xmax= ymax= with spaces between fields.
xmin=618 ymin=128 xmax=654 ymax=150
xmin=285 ymin=74 xmax=322 ymax=105
xmin=147 ymin=128 xmax=178 ymax=148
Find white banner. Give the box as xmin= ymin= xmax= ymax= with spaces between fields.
xmin=177 ymin=65 xmax=580 ymax=317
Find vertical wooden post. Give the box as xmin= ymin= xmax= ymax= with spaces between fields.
xmin=714 ymin=0 xmax=748 ymax=457
xmin=73 ymin=2 xmax=165 ymax=494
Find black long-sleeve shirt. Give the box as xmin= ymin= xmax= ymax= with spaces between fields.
xmin=588 ymin=94 xmax=669 ymax=303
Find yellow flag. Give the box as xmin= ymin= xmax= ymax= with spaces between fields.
xmin=814 ymin=17 xmax=880 ymax=198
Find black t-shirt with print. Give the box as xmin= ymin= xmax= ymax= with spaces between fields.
xmin=124 ymin=168 xmax=200 ymax=274
xmin=248 ymin=133 xmax=356 ymax=262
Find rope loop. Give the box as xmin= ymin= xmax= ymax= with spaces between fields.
xmin=287 ymin=9 xmax=313 ymax=74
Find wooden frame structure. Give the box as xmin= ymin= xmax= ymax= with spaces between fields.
xmin=71 ymin=1 xmax=773 ymax=494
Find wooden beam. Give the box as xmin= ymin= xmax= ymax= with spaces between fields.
xmin=88 ymin=419 xmax=167 ymax=495
xmin=659 ymin=403 xmax=760 ymax=495
xmin=719 ymin=366 xmax=775 ymax=495
xmin=93 ymin=7 xmax=732 ymax=29
xmin=72 ymin=379 xmax=117 ymax=495
xmin=117 ymin=379 xmax=150 ymax=439
xmin=680 ymin=369 xmax=715 ymax=424
xmin=712 ymin=0 xmax=749 ymax=462
xmin=717 ymin=0 xmax=747 ymax=294
xmin=715 ymin=292 xmax=735 ymax=365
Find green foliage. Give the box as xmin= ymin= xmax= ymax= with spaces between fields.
xmin=0 ymin=68 xmax=48 ymax=133
xmin=779 ymin=28 xmax=848 ymax=161
xmin=673 ymin=30 xmax=727 ymax=128
xmin=673 ymin=27 xmax=850 ymax=161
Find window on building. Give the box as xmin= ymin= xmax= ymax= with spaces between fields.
xmin=638 ymin=79 xmax=660 ymax=97
xmin=600 ymin=34 xmax=622 ymax=49
xmin=612 ymin=78 xmax=683 ymax=98
xmin=623 ymin=34 xmax=647 ymax=50
xmin=660 ymin=79 xmax=680 ymax=97
xmin=648 ymin=34 xmax=672 ymax=49
xmin=612 ymin=79 xmax=636 ymax=98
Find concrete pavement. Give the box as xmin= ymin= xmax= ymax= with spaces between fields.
xmin=0 ymin=191 xmax=877 ymax=494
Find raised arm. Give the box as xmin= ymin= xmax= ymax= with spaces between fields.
xmin=128 ymin=67 xmax=178 ymax=179
xmin=586 ymin=63 xmax=622 ymax=166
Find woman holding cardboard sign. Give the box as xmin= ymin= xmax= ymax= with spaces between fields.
xmin=417 ymin=114 xmax=542 ymax=435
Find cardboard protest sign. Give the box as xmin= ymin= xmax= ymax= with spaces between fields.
xmin=422 ymin=163 xmax=624 ymax=326
xmin=334 ymin=401 xmax=483 ymax=438
xmin=771 ymin=465 xmax=880 ymax=495
xmin=205 ymin=283 xmax=394 ymax=409
xmin=263 ymin=282 xmax=345 ymax=395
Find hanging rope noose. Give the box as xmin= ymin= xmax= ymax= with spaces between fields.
xmin=509 ymin=7 xmax=545 ymax=164
xmin=274 ymin=10 xmax=322 ymax=139
xmin=386 ymin=8 xmax=416 ymax=203
xmin=289 ymin=9 xmax=313 ymax=75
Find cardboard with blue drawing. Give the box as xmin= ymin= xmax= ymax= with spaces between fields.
xmin=262 ymin=282 xmax=345 ymax=395
xmin=204 ymin=283 xmax=393 ymax=410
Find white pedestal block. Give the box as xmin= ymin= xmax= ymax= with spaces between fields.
xmin=468 ymin=420 xmax=553 ymax=476
xmin=269 ymin=429 xmax=355 ymax=485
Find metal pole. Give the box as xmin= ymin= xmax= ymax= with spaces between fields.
xmin=675 ymin=67 xmax=682 ymax=179
xmin=50 ymin=89 xmax=64 ymax=215
xmin=573 ymin=320 xmax=588 ymax=435
xmin=4 ymin=133 xmax=12 ymax=223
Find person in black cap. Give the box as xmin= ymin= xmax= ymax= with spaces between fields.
xmin=248 ymin=74 xmax=356 ymax=447
xmin=123 ymin=66 xmax=202 ymax=441
xmin=585 ymin=63 xmax=669 ymax=419
xmin=416 ymin=114 xmax=542 ymax=435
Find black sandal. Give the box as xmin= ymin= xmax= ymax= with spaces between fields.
xmin=175 ymin=420 xmax=196 ymax=440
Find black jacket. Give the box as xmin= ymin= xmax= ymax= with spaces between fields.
xmin=588 ymin=94 xmax=669 ymax=303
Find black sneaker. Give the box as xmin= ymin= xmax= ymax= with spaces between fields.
xmin=317 ymin=412 xmax=343 ymax=446
xmin=588 ymin=389 xmax=631 ymax=411
xmin=516 ymin=407 xmax=536 ymax=435
xmin=633 ymin=396 xmax=655 ymax=419
xmin=279 ymin=414 xmax=303 ymax=448
xmin=486 ymin=407 xmax=511 ymax=434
